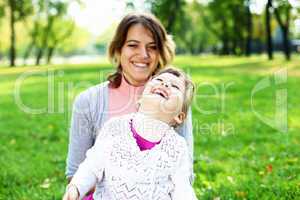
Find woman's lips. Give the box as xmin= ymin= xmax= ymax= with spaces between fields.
xmin=132 ymin=62 xmax=149 ymax=68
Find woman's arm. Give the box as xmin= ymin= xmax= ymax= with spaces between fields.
xmin=66 ymin=91 xmax=94 ymax=179
xmin=178 ymin=107 xmax=193 ymax=159
xmin=176 ymin=107 xmax=194 ymax=181
xmin=170 ymin=143 xmax=198 ymax=200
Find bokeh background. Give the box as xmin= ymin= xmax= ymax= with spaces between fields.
xmin=0 ymin=0 xmax=300 ymax=199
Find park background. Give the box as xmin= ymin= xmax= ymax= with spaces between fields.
xmin=0 ymin=0 xmax=300 ymax=199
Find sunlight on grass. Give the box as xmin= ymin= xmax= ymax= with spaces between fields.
xmin=1 ymin=55 xmax=299 ymax=199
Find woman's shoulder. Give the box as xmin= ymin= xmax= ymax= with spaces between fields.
xmin=76 ymin=81 xmax=109 ymax=100
xmin=72 ymin=81 xmax=109 ymax=107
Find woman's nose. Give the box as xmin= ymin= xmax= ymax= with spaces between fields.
xmin=139 ymin=46 xmax=149 ymax=58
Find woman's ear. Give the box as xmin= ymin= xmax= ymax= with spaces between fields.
xmin=173 ymin=112 xmax=186 ymax=126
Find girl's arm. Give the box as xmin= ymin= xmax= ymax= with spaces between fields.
xmin=64 ymin=135 xmax=111 ymax=199
xmin=63 ymin=149 xmax=99 ymax=200
xmin=64 ymin=119 xmax=114 ymax=199
xmin=68 ymin=148 xmax=101 ymax=199
xmin=170 ymin=143 xmax=198 ymax=200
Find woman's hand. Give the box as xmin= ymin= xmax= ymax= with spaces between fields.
xmin=62 ymin=184 xmax=79 ymax=200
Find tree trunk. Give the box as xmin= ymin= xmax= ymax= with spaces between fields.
xmin=245 ymin=0 xmax=253 ymax=56
xmin=23 ymin=41 xmax=34 ymax=65
xmin=265 ymin=0 xmax=273 ymax=60
xmin=221 ymin=19 xmax=230 ymax=55
xmin=35 ymin=17 xmax=54 ymax=66
xmin=9 ymin=0 xmax=16 ymax=67
xmin=273 ymin=5 xmax=291 ymax=61
xmin=282 ymin=27 xmax=291 ymax=60
xmin=46 ymin=46 xmax=55 ymax=64
xmin=35 ymin=48 xmax=43 ymax=66
xmin=24 ymin=22 xmax=39 ymax=65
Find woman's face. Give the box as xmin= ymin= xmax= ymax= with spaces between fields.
xmin=120 ymin=23 xmax=159 ymax=86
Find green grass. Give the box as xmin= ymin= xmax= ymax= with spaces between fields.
xmin=0 ymin=55 xmax=300 ymax=199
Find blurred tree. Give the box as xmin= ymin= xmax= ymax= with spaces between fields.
xmin=57 ymin=25 xmax=91 ymax=55
xmin=252 ymin=14 xmax=266 ymax=54
xmin=0 ymin=2 xmax=4 ymax=23
xmin=22 ymin=19 xmax=40 ymax=65
xmin=147 ymin=0 xmax=191 ymax=54
xmin=5 ymin=0 xmax=33 ymax=66
xmin=265 ymin=0 xmax=274 ymax=60
xmin=19 ymin=0 xmax=80 ymax=66
xmin=245 ymin=0 xmax=253 ymax=56
xmin=34 ymin=0 xmax=69 ymax=65
xmin=94 ymin=22 xmax=117 ymax=54
xmin=148 ymin=0 xmax=186 ymax=34
xmin=272 ymin=0 xmax=292 ymax=60
xmin=0 ymin=2 xmax=5 ymax=59
xmin=46 ymin=19 xmax=75 ymax=64
xmin=202 ymin=0 xmax=248 ymax=55
xmin=179 ymin=1 xmax=217 ymax=54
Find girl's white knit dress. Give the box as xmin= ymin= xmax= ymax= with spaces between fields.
xmin=71 ymin=113 xmax=197 ymax=200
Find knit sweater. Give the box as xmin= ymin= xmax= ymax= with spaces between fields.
xmin=71 ymin=113 xmax=197 ymax=200
xmin=66 ymin=81 xmax=194 ymax=179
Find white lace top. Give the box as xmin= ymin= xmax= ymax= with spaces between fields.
xmin=71 ymin=113 xmax=197 ymax=200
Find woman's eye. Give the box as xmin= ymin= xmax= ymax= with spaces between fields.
xmin=128 ymin=44 xmax=137 ymax=47
xmin=148 ymin=46 xmax=157 ymax=50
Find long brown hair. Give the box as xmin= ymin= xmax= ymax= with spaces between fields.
xmin=107 ymin=12 xmax=175 ymax=88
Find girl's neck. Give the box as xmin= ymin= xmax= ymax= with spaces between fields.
xmin=133 ymin=112 xmax=170 ymax=142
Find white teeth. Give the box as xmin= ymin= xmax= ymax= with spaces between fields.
xmin=133 ymin=62 xmax=148 ymax=68
xmin=152 ymin=88 xmax=168 ymax=99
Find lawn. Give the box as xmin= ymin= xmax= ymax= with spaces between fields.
xmin=0 ymin=55 xmax=299 ymax=199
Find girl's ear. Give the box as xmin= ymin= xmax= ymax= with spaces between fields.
xmin=173 ymin=112 xmax=186 ymax=126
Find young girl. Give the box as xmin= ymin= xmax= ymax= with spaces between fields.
xmin=63 ymin=67 xmax=197 ymax=200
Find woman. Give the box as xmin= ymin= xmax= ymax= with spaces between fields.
xmin=65 ymin=12 xmax=194 ymax=199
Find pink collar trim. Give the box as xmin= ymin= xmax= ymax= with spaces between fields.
xmin=129 ymin=118 xmax=161 ymax=151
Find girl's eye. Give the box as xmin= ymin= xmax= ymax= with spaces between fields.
xmin=171 ymin=84 xmax=180 ymax=90
xmin=155 ymin=78 xmax=163 ymax=82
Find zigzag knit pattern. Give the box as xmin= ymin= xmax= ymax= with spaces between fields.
xmin=92 ymin=115 xmax=187 ymax=200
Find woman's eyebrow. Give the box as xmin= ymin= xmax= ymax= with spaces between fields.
xmin=126 ymin=40 xmax=156 ymax=45
xmin=147 ymin=42 xmax=156 ymax=45
xmin=126 ymin=39 xmax=139 ymax=43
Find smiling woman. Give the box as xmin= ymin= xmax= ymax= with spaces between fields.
xmin=65 ymin=12 xmax=194 ymax=200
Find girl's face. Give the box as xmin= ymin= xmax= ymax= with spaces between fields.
xmin=120 ymin=23 xmax=159 ymax=86
xmin=140 ymin=72 xmax=186 ymax=125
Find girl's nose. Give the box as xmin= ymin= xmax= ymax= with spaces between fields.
xmin=161 ymin=81 xmax=170 ymax=88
